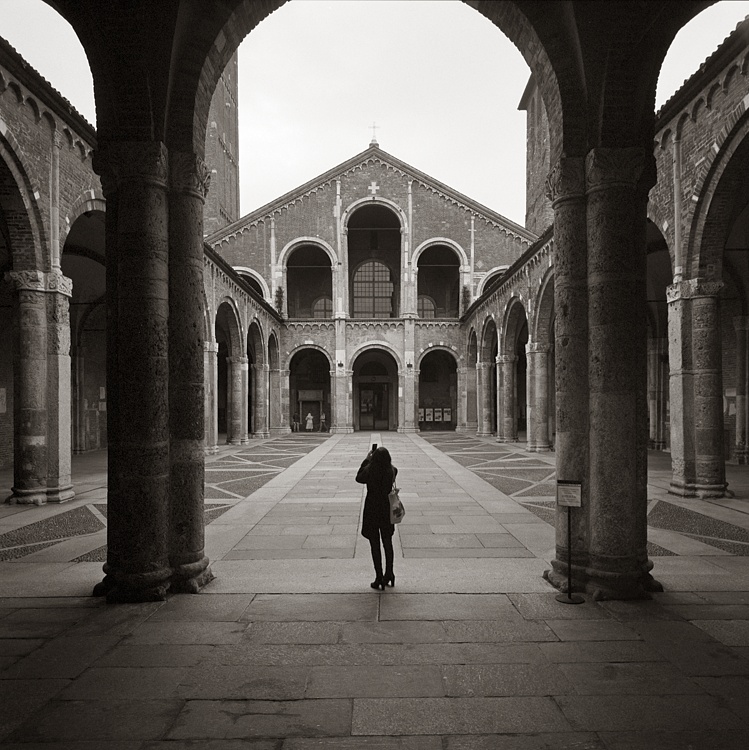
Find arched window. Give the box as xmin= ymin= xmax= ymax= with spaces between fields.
xmin=353 ymin=260 xmax=394 ymax=318
xmin=312 ymin=296 xmax=333 ymax=319
xmin=418 ymin=295 xmax=436 ymax=319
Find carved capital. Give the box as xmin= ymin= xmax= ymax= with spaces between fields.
xmin=93 ymin=141 xmax=168 ymax=196
xmin=170 ymin=151 xmax=211 ymax=198
xmin=545 ymin=157 xmax=585 ymax=205
xmin=585 ymin=147 xmax=655 ymax=193
xmin=5 ymin=270 xmax=72 ymax=296
xmin=527 ymin=342 xmax=550 ymax=354
xmin=667 ymin=278 xmax=724 ymax=303
xmin=498 ymin=354 xmax=517 ymax=365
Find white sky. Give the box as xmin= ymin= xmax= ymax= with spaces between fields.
xmin=1 ymin=0 xmax=748 ymax=226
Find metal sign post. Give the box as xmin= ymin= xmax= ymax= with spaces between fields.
xmin=555 ymin=480 xmax=584 ymax=605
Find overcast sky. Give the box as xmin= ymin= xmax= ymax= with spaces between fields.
xmin=2 ymin=0 xmax=749 ymax=226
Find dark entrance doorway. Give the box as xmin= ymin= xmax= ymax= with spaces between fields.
xmin=359 ymin=382 xmax=389 ymax=431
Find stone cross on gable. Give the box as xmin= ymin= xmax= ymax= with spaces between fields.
xmin=368 ymin=181 xmax=379 ymax=196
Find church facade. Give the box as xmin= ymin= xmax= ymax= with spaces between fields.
xmin=206 ymin=141 xmax=535 ymax=439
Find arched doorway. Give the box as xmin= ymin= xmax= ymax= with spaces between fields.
xmin=353 ymin=349 xmax=399 ymax=431
xmin=215 ymin=301 xmax=243 ymax=444
xmin=63 ymin=209 xmax=106 ymax=455
xmin=479 ymin=318 xmax=498 ymax=436
xmin=348 ymin=205 xmax=400 ymax=319
xmin=418 ymin=350 xmax=458 ymax=431
xmin=289 ymin=349 xmax=331 ymax=433
xmin=501 ymin=299 xmax=529 ymax=443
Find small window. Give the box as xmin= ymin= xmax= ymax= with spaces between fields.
xmin=418 ymin=295 xmax=436 ymax=319
xmin=312 ymin=296 xmax=333 ymax=319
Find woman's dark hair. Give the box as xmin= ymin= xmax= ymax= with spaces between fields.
xmin=369 ymin=446 xmax=394 ymax=486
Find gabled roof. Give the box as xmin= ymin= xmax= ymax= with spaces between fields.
xmin=207 ymin=143 xmax=537 ymax=245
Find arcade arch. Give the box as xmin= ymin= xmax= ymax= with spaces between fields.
xmin=289 ymin=348 xmax=332 ymax=433
xmin=418 ymin=349 xmax=458 ymax=431
xmin=416 ymin=245 xmax=460 ymax=319
xmin=215 ymin=300 xmax=243 ymax=445
xmin=287 ymin=244 xmax=332 ymax=319
xmin=352 ymin=348 xmax=399 ymax=432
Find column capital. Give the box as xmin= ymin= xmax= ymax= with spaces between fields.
xmin=5 ymin=270 xmax=72 ymax=297
xmin=204 ymin=341 xmax=219 ymax=353
xmin=227 ymin=356 xmax=248 ymax=365
xmin=476 ymin=361 xmax=492 ymax=371
xmin=170 ymin=150 xmax=211 ymax=199
xmin=667 ymin=278 xmax=724 ymax=303
xmin=526 ymin=342 xmax=550 ymax=354
xmin=252 ymin=362 xmax=270 ymax=372
xmin=585 ymin=147 xmax=656 ymax=194
xmin=545 ymin=157 xmax=585 ymax=206
xmin=497 ymin=354 xmax=517 ymax=365
xmin=93 ymin=141 xmax=168 ymax=196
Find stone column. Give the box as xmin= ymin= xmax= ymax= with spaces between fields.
xmin=45 ymin=275 xmax=74 ymax=503
xmin=498 ymin=354 xmax=517 ymax=442
xmin=204 ymin=342 xmax=219 ymax=454
xmin=252 ymin=363 xmax=269 ymax=438
xmin=6 ymin=271 xmax=49 ymax=505
xmin=527 ymin=343 xmax=551 ymax=452
xmin=269 ymin=366 xmax=286 ymax=435
xmin=466 ymin=363 xmax=478 ymax=432
xmin=456 ymin=365 xmax=468 ymax=432
xmin=543 ymin=156 xmax=589 ymax=594
xmin=647 ymin=338 xmax=660 ymax=449
xmin=280 ymin=368 xmax=291 ymax=433
xmin=585 ymin=147 xmax=657 ymax=599
xmin=401 ymin=319 xmax=417 ymax=432
xmin=734 ymin=316 xmax=748 ymax=464
xmin=668 ymin=280 xmax=727 ymax=496
xmin=657 ymin=347 xmax=669 ymax=451
xmin=92 ymin=141 xmax=171 ymax=602
xmin=168 ymin=151 xmax=212 ymax=593
xmin=226 ymin=356 xmax=244 ymax=444
xmin=241 ymin=360 xmax=250 ymax=443
xmin=476 ymin=362 xmax=492 ymax=436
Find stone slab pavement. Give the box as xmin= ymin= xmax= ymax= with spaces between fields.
xmin=1 ymin=432 xmax=748 ymax=747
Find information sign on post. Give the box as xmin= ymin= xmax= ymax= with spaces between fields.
xmin=555 ymin=480 xmax=584 ymax=604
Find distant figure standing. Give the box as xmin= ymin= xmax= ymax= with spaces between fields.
xmin=292 ymin=413 xmax=300 ymax=432
xmin=305 ymin=412 xmax=314 ymax=431
xmin=319 ymin=412 xmax=327 ymax=432
xmin=356 ymin=446 xmax=397 ymax=590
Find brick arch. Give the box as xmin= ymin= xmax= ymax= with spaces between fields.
xmin=348 ymin=342 xmax=403 ymax=372
xmin=500 ymin=297 xmax=528 ymax=357
xmin=0 ymin=131 xmax=47 ymax=271
xmin=416 ymin=345 xmax=459 ymax=369
xmin=215 ymin=297 xmax=243 ymax=356
xmin=687 ymin=108 xmax=749 ymax=278
xmin=412 ymin=238 xmax=468 ymax=269
xmin=479 ymin=315 xmax=498 ymax=363
xmin=342 ymin=197 xmax=406 ymax=233
xmin=247 ymin=318 xmax=266 ymax=365
xmin=64 ymin=194 xmax=106 ymax=243
xmin=278 ymin=237 xmax=337 ymax=268
xmin=286 ymin=344 xmax=334 ymax=373
xmin=533 ymin=266 xmax=555 ymax=346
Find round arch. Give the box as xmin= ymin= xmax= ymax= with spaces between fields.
xmin=412 ymin=237 xmax=469 ymax=269
xmin=501 ymin=296 xmax=529 ymax=356
xmin=351 ymin=346 xmax=401 ymax=432
xmin=233 ymin=266 xmax=270 ymax=299
xmin=278 ymin=236 xmax=338 ymax=268
xmin=341 ymin=196 xmax=407 ymax=233
xmin=533 ymin=266 xmax=555 ymax=346
xmin=418 ymin=348 xmax=459 ymax=432
xmin=477 ymin=266 xmax=509 ymax=297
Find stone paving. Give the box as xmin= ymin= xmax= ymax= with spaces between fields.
xmin=1 ymin=432 xmax=749 ymax=747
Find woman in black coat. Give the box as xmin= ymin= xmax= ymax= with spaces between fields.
xmin=356 ymin=446 xmax=397 ymax=590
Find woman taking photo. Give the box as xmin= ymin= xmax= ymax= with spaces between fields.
xmin=356 ymin=446 xmax=397 ymax=590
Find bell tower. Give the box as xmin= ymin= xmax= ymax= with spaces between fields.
xmin=204 ymin=52 xmax=240 ymax=236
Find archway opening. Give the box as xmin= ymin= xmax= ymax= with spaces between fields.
xmin=287 ymin=245 xmax=332 ymax=318
xmin=352 ymin=349 xmax=399 ymax=431
xmin=348 ymin=204 xmax=400 ymax=318
xmin=215 ymin=302 xmax=242 ymax=443
xmin=237 ymin=271 xmax=265 ymax=300
xmin=418 ymin=350 xmax=458 ymax=431
xmin=289 ymin=349 xmax=331 ymax=433
xmin=63 ymin=209 xmax=106 ymax=454
xmin=417 ymin=245 xmax=460 ymax=319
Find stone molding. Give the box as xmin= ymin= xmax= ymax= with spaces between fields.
xmin=545 ymin=157 xmax=585 ymax=205
xmin=497 ymin=354 xmax=517 ymax=364
xmin=204 ymin=342 xmax=219 ymax=353
xmin=6 ymin=270 xmax=72 ymax=297
xmin=666 ymin=278 xmax=724 ymax=303
xmin=170 ymin=151 xmax=211 ymax=199
xmin=527 ymin=342 xmax=550 ymax=354
xmin=93 ymin=141 xmax=168 ymax=196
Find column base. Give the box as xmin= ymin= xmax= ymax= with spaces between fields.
xmin=46 ymin=484 xmax=75 ymax=503
xmin=496 ymin=436 xmax=517 ymax=443
xmin=270 ymin=427 xmax=292 ymax=436
xmin=476 ymin=430 xmax=493 ymax=437
xmin=170 ymin=556 xmax=214 ymax=594
xmin=331 ymin=426 xmax=354 ymax=434
xmin=669 ymin=480 xmax=728 ymax=498
xmin=252 ymin=432 xmax=270 ymax=439
xmin=92 ymin=566 xmax=172 ymax=603
xmin=528 ymin=444 xmax=552 ymax=453
xmin=397 ymin=426 xmax=418 ymax=433
xmin=545 ymin=555 xmax=663 ymax=601
xmin=6 ymin=487 xmax=48 ymax=506
xmin=204 ymin=445 xmax=219 ymax=456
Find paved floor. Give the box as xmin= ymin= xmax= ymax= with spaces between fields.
xmin=1 ymin=432 xmax=749 ymax=747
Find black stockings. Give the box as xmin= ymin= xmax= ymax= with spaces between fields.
xmin=369 ymin=532 xmax=394 ymax=577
